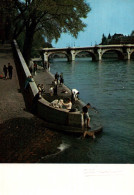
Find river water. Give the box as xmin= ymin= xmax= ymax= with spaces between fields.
xmin=41 ymin=57 xmax=134 ymax=163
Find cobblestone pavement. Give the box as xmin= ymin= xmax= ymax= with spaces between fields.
xmin=33 ymin=67 xmax=83 ymax=111
xmin=0 ymin=45 xmax=32 ymax=123
xmin=33 ymin=67 xmax=71 ymax=100
xmin=0 ymin=45 xmax=61 ymax=163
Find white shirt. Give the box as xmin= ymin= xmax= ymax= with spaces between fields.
xmin=72 ymin=89 xmax=79 ymax=94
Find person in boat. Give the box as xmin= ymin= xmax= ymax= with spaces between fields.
xmin=71 ymin=89 xmax=79 ymax=102
xmin=82 ymin=103 xmax=91 ymax=129
xmin=50 ymin=99 xmax=64 ymax=108
xmin=63 ymin=98 xmax=72 ymax=110
xmin=49 ymin=86 xmax=54 ymax=96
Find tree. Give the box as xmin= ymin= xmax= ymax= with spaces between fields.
xmin=101 ymin=34 xmax=107 ymax=45
xmin=108 ymin=33 xmax=111 ymax=39
xmin=31 ymin=31 xmax=53 ymax=57
xmin=130 ymin=30 xmax=134 ymax=36
xmin=0 ymin=0 xmax=15 ymax=41
xmin=10 ymin=0 xmax=91 ymax=65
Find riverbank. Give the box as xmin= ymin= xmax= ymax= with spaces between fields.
xmin=0 ymin=44 xmax=62 ymax=163
xmin=33 ymin=66 xmax=102 ymax=132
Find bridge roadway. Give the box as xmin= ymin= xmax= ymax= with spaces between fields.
xmin=42 ymin=44 xmax=134 ymax=62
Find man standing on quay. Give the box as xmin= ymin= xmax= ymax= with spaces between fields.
xmin=8 ymin=63 xmax=13 ymax=79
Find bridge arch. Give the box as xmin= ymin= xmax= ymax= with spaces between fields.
xmin=101 ymin=49 xmax=124 ymax=60
xmin=47 ymin=51 xmax=70 ymax=61
xmin=75 ymin=50 xmax=96 ymax=61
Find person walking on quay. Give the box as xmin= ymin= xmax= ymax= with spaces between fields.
xmin=3 ymin=65 xmax=8 ymax=79
xmin=48 ymin=62 xmax=50 ymax=71
xmin=82 ymin=103 xmax=91 ymax=129
xmin=55 ymin=72 xmax=59 ymax=84
xmin=39 ymin=84 xmax=45 ymax=95
xmin=53 ymin=81 xmax=58 ymax=95
xmin=8 ymin=63 xmax=13 ymax=79
xmin=60 ymin=73 xmax=64 ymax=85
xmin=43 ymin=61 xmax=47 ymax=69
xmin=34 ymin=62 xmax=37 ymax=71
xmin=33 ymin=62 xmax=37 ymax=75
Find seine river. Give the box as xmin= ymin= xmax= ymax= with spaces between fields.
xmin=41 ymin=57 xmax=134 ymax=163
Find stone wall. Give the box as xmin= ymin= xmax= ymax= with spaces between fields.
xmin=12 ymin=40 xmax=38 ymax=107
xmin=12 ymin=40 xmax=84 ymax=130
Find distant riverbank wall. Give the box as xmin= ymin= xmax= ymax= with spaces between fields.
xmin=12 ymin=40 xmax=84 ymax=130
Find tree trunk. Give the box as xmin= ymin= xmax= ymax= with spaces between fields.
xmin=23 ymin=27 xmax=35 ymax=66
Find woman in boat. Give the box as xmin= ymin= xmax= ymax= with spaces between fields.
xmin=63 ymin=98 xmax=72 ymax=110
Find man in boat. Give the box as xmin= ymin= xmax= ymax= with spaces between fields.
xmin=71 ymin=88 xmax=79 ymax=103
xmin=82 ymin=103 xmax=91 ymax=129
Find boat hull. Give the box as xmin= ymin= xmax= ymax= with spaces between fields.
xmin=37 ymin=117 xmax=103 ymax=135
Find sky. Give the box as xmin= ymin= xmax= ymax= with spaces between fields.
xmin=52 ymin=0 xmax=134 ymax=48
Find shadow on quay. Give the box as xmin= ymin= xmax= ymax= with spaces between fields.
xmin=0 ymin=117 xmax=62 ymax=163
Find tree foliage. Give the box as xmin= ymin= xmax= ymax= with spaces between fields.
xmin=108 ymin=33 xmax=111 ymax=39
xmin=10 ymin=0 xmax=91 ymax=64
xmin=130 ymin=30 xmax=134 ymax=36
xmin=101 ymin=34 xmax=107 ymax=44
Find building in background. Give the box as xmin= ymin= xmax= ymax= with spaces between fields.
xmin=101 ymin=33 xmax=134 ymax=45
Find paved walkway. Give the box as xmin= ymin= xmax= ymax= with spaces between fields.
xmin=0 ymin=44 xmax=32 ymax=123
xmin=33 ymin=67 xmax=84 ymax=111
xmin=0 ymin=44 xmax=61 ymax=163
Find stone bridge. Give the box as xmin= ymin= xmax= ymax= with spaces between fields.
xmin=41 ymin=44 xmax=134 ymax=62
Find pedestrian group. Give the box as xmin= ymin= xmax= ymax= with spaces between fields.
xmin=3 ymin=63 xmax=13 ymax=79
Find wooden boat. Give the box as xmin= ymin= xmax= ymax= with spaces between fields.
xmin=37 ymin=97 xmax=103 ymax=137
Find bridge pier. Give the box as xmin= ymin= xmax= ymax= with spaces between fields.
xmin=126 ymin=48 xmax=131 ymax=60
xmin=67 ymin=49 xmax=76 ymax=61
xmin=67 ymin=54 xmax=73 ymax=62
xmin=98 ymin=49 xmax=102 ymax=61
xmin=43 ymin=52 xmax=49 ymax=62
xmin=93 ymin=48 xmax=102 ymax=61
xmin=122 ymin=50 xmax=131 ymax=60
xmin=71 ymin=50 xmax=76 ymax=61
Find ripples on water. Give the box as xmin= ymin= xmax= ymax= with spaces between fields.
xmin=41 ymin=58 xmax=134 ymax=163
